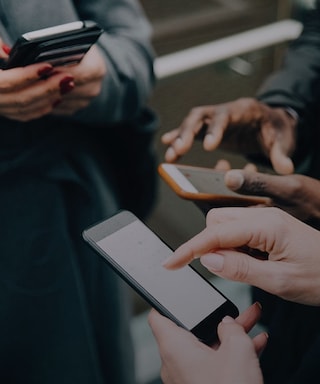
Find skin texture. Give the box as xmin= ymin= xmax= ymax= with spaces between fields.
xmin=224 ymin=169 xmax=320 ymax=229
xmin=163 ymin=207 xmax=320 ymax=306
xmin=148 ymin=303 xmax=266 ymax=384
xmin=0 ymin=44 xmax=105 ymax=122
xmin=161 ymin=98 xmax=297 ymax=175
xmin=194 ymin=160 xmax=320 ymax=230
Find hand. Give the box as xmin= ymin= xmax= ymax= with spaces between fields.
xmin=161 ymin=98 xmax=297 ymax=175
xmin=51 ymin=45 xmax=106 ymax=116
xmin=0 ymin=62 xmax=75 ymax=122
xmin=148 ymin=303 xmax=266 ymax=384
xmin=163 ymin=207 xmax=320 ymax=306
xmin=224 ymin=169 xmax=320 ymax=229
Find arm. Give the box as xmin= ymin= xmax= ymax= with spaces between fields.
xmin=163 ymin=207 xmax=320 ymax=306
xmin=68 ymin=0 xmax=155 ymax=124
xmin=257 ymin=4 xmax=320 ymax=173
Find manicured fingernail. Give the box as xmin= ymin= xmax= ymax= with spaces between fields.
xmin=38 ymin=65 xmax=54 ymax=78
xmin=225 ymin=170 xmax=245 ymax=190
xmin=60 ymin=76 xmax=74 ymax=95
xmin=52 ymin=99 xmax=62 ymax=108
xmin=200 ymin=254 xmax=224 ymax=271
xmin=2 ymin=43 xmax=11 ymax=55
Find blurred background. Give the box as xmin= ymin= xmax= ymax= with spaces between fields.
xmin=130 ymin=1 xmax=311 ymax=383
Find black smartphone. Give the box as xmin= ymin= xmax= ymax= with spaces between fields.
xmin=158 ymin=163 xmax=269 ymax=206
xmin=2 ymin=20 xmax=103 ymax=69
xmin=83 ymin=210 xmax=239 ymax=345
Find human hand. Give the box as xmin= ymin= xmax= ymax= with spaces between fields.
xmin=148 ymin=303 xmax=266 ymax=384
xmin=0 ymin=61 xmax=75 ymax=122
xmin=163 ymin=207 xmax=320 ymax=306
xmin=51 ymin=45 xmax=106 ymax=116
xmin=224 ymin=170 xmax=320 ymax=229
xmin=161 ymin=98 xmax=296 ymax=175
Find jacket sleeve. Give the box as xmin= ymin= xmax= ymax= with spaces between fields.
xmin=69 ymin=0 xmax=156 ymax=125
xmin=256 ymin=3 xmax=320 ymax=174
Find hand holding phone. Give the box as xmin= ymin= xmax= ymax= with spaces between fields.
xmin=158 ymin=163 xmax=269 ymax=207
xmin=83 ymin=210 xmax=239 ymax=345
xmin=2 ymin=20 xmax=103 ymax=69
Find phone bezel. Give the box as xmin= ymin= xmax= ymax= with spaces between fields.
xmin=4 ymin=20 xmax=103 ymax=69
xmin=158 ymin=163 xmax=269 ymax=206
xmin=82 ymin=210 xmax=239 ymax=345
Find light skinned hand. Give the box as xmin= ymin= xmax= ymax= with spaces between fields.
xmin=225 ymin=169 xmax=320 ymax=229
xmin=51 ymin=45 xmax=106 ymax=116
xmin=161 ymin=98 xmax=296 ymax=175
xmin=163 ymin=207 xmax=320 ymax=306
xmin=0 ymin=62 xmax=75 ymax=122
xmin=148 ymin=303 xmax=266 ymax=384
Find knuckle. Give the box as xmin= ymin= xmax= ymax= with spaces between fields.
xmin=230 ymin=256 xmax=251 ymax=281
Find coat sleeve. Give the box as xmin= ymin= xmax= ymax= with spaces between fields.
xmin=257 ymin=3 xmax=320 ymax=119
xmin=69 ymin=0 xmax=156 ymax=125
xmin=256 ymin=3 xmax=320 ymax=175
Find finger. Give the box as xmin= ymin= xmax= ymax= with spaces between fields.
xmin=0 ymin=63 xmax=54 ymax=91
xmin=148 ymin=310 xmax=199 ymax=352
xmin=161 ymin=128 xmax=181 ymax=145
xmin=203 ymin=110 xmax=229 ymax=151
xmin=252 ymin=332 xmax=268 ymax=356
xmin=243 ymin=163 xmax=258 ymax=172
xmin=163 ymin=209 xmax=262 ymax=269
xmin=214 ymin=159 xmax=231 ymax=171
xmin=218 ymin=316 xmax=255 ymax=354
xmin=200 ymin=249 xmax=285 ymax=293
xmin=225 ymin=169 xmax=293 ymax=201
xmin=235 ymin=302 xmax=262 ymax=333
xmin=269 ymin=140 xmax=294 ymax=175
xmin=0 ymin=72 xmax=72 ymax=109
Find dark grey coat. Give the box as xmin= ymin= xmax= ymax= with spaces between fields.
xmin=0 ymin=1 xmax=157 ymax=383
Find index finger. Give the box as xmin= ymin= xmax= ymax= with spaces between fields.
xmin=0 ymin=62 xmax=53 ymax=91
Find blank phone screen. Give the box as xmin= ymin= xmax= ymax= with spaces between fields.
xmin=97 ymin=219 xmax=226 ymax=330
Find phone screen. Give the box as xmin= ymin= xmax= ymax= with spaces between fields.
xmin=93 ymin=216 xmax=226 ymax=330
xmin=164 ymin=164 xmax=238 ymax=196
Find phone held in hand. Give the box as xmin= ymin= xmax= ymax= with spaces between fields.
xmin=83 ymin=210 xmax=239 ymax=346
xmin=158 ymin=163 xmax=269 ymax=206
xmin=2 ymin=20 xmax=103 ymax=69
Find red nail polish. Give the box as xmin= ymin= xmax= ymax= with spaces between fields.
xmin=53 ymin=99 xmax=62 ymax=108
xmin=38 ymin=65 xmax=54 ymax=78
xmin=60 ymin=76 xmax=74 ymax=95
xmin=2 ymin=44 xmax=11 ymax=55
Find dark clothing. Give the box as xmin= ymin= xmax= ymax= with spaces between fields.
xmin=0 ymin=0 xmax=157 ymax=383
xmin=257 ymin=1 xmax=320 ymax=178
xmin=254 ymin=3 xmax=320 ymax=383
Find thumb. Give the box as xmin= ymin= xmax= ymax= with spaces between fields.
xmin=200 ymin=250 xmax=282 ymax=295
xmin=225 ymin=169 xmax=290 ymax=201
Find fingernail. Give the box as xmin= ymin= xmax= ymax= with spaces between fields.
xmin=200 ymin=254 xmax=224 ymax=271
xmin=38 ymin=65 xmax=54 ymax=78
xmin=225 ymin=170 xmax=245 ymax=190
xmin=52 ymin=99 xmax=62 ymax=108
xmin=2 ymin=43 xmax=11 ymax=55
xmin=60 ymin=76 xmax=74 ymax=95
xmin=222 ymin=316 xmax=234 ymax=324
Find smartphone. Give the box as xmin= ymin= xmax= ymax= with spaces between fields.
xmin=83 ymin=210 xmax=239 ymax=345
xmin=2 ymin=20 xmax=103 ymax=69
xmin=158 ymin=163 xmax=269 ymax=206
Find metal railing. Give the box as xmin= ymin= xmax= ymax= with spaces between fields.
xmin=154 ymin=19 xmax=302 ymax=79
